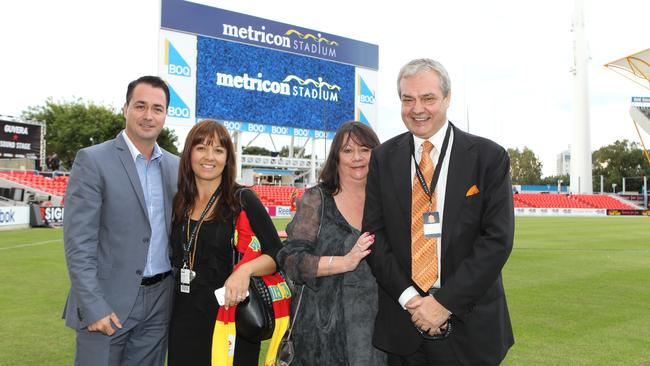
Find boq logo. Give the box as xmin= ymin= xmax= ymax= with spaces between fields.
xmin=167 ymin=84 xmax=191 ymax=119
xmin=168 ymin=106 xmax=190 ymax=118
xmin=168 ymin=64 xmax=191 ymax=77
xmin=165 ymin=39 xmax=191 ymax=78
xmin=359 ymin=94 xmax=375 ymax=104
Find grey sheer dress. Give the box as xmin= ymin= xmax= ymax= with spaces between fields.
xmin=277 ymin=186 xmax=387 ymax=366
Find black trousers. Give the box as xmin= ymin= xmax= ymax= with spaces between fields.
xmin=387 ymin=338 xmax=461 ymax=366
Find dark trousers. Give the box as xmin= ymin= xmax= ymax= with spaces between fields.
xmin=75 ymin=275 xmax=173 ymax=366
xmin=388 ymin=338 xmax=461 ymax=366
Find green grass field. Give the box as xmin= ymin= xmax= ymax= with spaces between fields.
xmin=1 ymin=217 xmax=648 ymax=365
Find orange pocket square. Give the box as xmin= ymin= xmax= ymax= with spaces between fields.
xmin=466 ymin=185 xmax=480 ymax=197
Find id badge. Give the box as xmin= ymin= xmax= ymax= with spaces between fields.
xmin=180 ymin=268 xmax=191 ymax=284
xmin=180 ymin=268 xmax=196 ymax=283
xmin=423 ymin=211 xmax=442 ymax=238
xmin=180 ymin=284 xmax=190 ymax=293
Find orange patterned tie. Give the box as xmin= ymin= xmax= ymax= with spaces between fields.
xmin=411 ymin=140 xmax=438 ymax=291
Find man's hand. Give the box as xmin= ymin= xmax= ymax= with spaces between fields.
xmin=406 ymin=295 xmax=450 ymax=336
xmin=87 ymin=312 xmax=122 ymax=336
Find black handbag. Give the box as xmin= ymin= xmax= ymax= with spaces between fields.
xmin=232 ymin=248 xmax=275 ymax=342
xmin=230 ymin=188 xmax=276 ymax=342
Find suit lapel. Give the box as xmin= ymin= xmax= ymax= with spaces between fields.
xmin=388 ymin=133 xmax=413 ymax=219
xmin=114 ymin=134 xmax=149 ymax=219
xmin=442 ymin=125 xmax=476 ymax=260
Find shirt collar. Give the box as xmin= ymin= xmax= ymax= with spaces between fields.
xmin=412 ymin=121 xmax=449 ymax=155
xmin=122 ymin=130 xmax=162 ymax=162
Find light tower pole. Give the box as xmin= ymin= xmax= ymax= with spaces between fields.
xmin=570 ymin=0 xmax=593 ymax=193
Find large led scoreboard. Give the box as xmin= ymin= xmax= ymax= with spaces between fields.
xmin=158 ymin=0 xmax=378 ymax=142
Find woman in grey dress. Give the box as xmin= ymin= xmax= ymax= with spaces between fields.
xmin=277 ymin=121 xmax=387 ymax=365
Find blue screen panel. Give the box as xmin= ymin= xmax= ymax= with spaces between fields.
xmin=196 ymin=36 xmax=355 ymax=132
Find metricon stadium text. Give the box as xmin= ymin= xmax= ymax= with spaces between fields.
xmin=215 ymin=72 xmax=290 ymax=95
xmin=222 ymin=24 xmax=291 ymax=48
xmin=215 ymin=72 xmax=340 ymax=102
xmin=293 ymin=40 xmax=336 ymax=57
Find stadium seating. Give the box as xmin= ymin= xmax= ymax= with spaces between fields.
xmin=513 ymin=192 xmax=638 ymax=210
xmin=251 ymin=185 xmax=305 ymax=206
xmin=514 ymin=193 xmax=592 ymax=208
xmin=1 ymin=170 xmax=639 ymax=211
xmin=0 ymin=171 xmax=68 ymax=197
xmin=573 ymin=194 xmax=637 ymax=210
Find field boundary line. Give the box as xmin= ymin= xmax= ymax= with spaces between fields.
xmin=515 ymin=247 xmax=650 ymax=252
xmin=0 ymin=239 xmax=62 ymax=251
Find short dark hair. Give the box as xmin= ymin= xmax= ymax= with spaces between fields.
xmin=125 ymin=75 xmax=170 ymax=108
xmin=319 ymin=121 xmax=380 ymax=195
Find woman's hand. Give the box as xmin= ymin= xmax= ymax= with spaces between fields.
xmin=223 ymin=263 xmax=252 ymax=309
xmin=342 ymin=232 xmax=374 ymax=272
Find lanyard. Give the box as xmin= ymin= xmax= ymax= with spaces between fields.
xmin=411 ymin=126 xmax=452 ymax=207
xmin=181 ymin=185 xmax=222 ymax=266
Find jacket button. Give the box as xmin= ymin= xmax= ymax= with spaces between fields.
xmin=136 ymin=270 xmax=143 ymax=275
xmin=142 ymin=237 xmax=149 ymax=243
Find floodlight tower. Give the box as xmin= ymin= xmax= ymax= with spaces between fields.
xmin=570 ymin=0 xmax=593 ymax=193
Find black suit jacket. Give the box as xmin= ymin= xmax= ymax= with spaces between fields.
xmin=363 ymin=124 xmax=514 ymax=365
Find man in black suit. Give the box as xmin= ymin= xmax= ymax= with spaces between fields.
xmin=363 ymin=58 xmax=514 ymax=365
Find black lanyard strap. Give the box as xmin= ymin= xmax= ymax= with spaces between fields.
xmin=181 ymin=185 xmax=222 ymax=265
xmin=411 ymin=125 xmax=452 ymax=203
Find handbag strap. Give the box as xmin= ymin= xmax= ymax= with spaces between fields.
xmin=285 ymin=185 xmax=325 ymax=341
xmin=230 ymin=187 xmax=249 ymax=267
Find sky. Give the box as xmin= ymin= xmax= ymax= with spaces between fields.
xmin=1 ymin=0 xmax=648 ymax=176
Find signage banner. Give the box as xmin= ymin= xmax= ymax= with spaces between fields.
xmin=631 ymin=96 xmax=650 ymax=104
xmin=0 ymin=119 xmax=42 ymax=159
xmin=0 ymin=206 xmax=30 ymax=227
xmin=607 ymin=209 xmax=649 ymax=216
xmin=158 ymin=30 xmax=198 ymax=126
xmin=274 ymin=206 xmax=292 ymax=218
xmin=355 ymin=68 xmax=378 ymax=130
xmin=161 ymin=0 xmax=378 ymax=69
xmin=221 ymin=121 xmax=335 ymax=139
xmin=514 ymin=207 xmax=607 ymax=217
xmin=197 ymin=36 xmax=355 ymax=131
xmin=40 ymin=206 xmax=65 ymax=225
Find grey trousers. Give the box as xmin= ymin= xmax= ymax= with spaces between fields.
xmin=74 ymin=275 xmax=173 ymax=366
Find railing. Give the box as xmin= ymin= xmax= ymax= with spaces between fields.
xmin=240 ymin=155 xmax=324 ymax=170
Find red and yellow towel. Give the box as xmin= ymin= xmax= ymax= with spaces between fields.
xmin=212 ymin=210 xmax=291 ymax=366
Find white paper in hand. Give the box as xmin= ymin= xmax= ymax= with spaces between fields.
xmin=214 ymin=287 xmax=225 ymax=306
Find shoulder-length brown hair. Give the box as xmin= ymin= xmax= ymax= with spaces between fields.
xmin=172 ymin=119 xmax=239 ymax=223
xmin=319 ymin=121 xmax=380 ymax=195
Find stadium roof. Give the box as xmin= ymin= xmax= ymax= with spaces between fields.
xmin=252 ymin=168 xmax=295 ymax=176
xmin=605 ymin=48 xmax=650 ymax=89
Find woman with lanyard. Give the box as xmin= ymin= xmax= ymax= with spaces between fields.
xmin=168 ymin=120 xmax=282 ymax=365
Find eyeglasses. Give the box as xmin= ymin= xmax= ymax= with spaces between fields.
xmin=415 ymin=318 xmax=453 ymax=341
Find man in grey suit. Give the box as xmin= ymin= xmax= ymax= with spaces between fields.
xmin=63 ymin=75 xmax=180 ymax=365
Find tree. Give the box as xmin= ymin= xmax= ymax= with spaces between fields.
xmin=592 ymin=139 xmax=650 ymax=192
xmin=279 ymin=145 xmax=311 ymax=159
xmin=539 ymin=174 xmax=570 ymax=187
xmin=23 ymin=98 xmax=178 ymax=169
xmin=242 ymin=146 xmax=273 ymax=156
xmin=508 ymin=147 xmax=542 ymax=185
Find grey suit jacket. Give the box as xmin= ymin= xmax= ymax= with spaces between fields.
xmin=62 ymin=133 xmax=179 ymax=329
